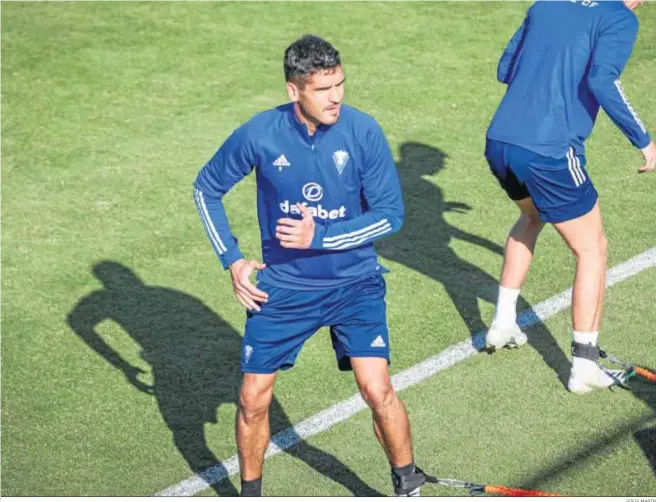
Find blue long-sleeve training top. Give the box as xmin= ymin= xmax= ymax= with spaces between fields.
xmin=487 ymin=0 xmax=651 ymax=159
xmin=194 ymin=103 xmax=404 ymax=290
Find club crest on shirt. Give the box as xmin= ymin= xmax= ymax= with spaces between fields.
xmin=333 ymin=150 xmax=349 ymax=175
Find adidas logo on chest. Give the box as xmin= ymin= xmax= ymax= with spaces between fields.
xmin=273 ymin=154 xmax=291 ymax=171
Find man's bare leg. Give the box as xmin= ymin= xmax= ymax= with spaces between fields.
xmin=351 ymin=357 xmax=424 ymax=496
xmin=236 ymin=372 xmax=277 ymax=496
xmin=487 ymin=197 xmax=545 ymax=349
xmin=552 ymin=202 xmax=621 ymax=393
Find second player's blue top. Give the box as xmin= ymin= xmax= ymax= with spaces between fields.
xmin=194 ymin=103 xmax=404 ymax=290
xmin=487 ymin=0 xmax=650 ymax=159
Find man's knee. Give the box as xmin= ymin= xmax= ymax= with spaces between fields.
xmin=573 ymin=230 xmax=607 ymax=259
xmin=238 ymin=383 xmax=273 ymax=422
xmin=359 ymin=379 xmax=397 ymax=411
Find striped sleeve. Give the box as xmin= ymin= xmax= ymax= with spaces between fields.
xmin=193 ymin=124 xmax=256 ymax=269
xmin=588 ymin=10 xmax=651 ymax=149
xmin=310 ymin=122 xmax=404 ymax=251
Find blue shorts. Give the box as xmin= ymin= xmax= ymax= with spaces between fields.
xmin=485 ymin=139 xmax=598 ymax=224
xmin=241 ymin=274 xmax=390 ymax=374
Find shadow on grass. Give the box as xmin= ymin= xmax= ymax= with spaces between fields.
xmin=67 ymin=262 xmax=382 ymax=496
xmin=378 ymin=142 xmax=571 ymax=386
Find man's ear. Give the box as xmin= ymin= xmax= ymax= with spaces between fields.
xmin=286 ymin=81 xmax=299 ymax=102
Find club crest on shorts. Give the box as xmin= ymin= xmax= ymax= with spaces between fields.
xmin=333 ymin=150 xmax=349 ymax=175
xmin=244 ymin=344 xmax=254 ymax=364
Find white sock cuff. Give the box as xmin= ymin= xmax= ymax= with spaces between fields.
xmin=498 ymin=285 xmax=521 ymax=301
xmin=573 ymin=330 xmax=599 ymax=346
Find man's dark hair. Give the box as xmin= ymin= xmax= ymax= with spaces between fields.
xmin=284 ymin=35 xmax=341 ymax=86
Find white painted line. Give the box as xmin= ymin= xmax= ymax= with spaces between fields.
xmin=157 ymin=247 xmax=656 ymax=496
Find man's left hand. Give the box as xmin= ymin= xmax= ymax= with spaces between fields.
xmin=638 ymin=141 xmax=656 ymax=173
xmin=276 ymin=203 xmax=315 ymax=249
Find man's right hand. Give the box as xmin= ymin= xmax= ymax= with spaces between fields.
xmin=638 ymin=141 xmax=656 ymax=173
xmin=230 ymin=259 xmax=269 ymax=311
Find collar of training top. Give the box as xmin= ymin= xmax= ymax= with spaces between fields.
xmin=286 ymin=103 xmax=334 ymax=146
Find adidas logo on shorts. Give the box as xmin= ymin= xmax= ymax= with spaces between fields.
xmin=370 ymin=335 xmax=386 ymax=348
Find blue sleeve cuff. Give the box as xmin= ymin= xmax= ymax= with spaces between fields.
xmin=220 ymin=246 xmax=244 ymax=270
xmin=636 ymin=134 xmax=651 ymax=150
xmin=309 ymin=222 xmax=327 ymax=250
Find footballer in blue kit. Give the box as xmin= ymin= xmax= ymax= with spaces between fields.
xmin=484 ymin=0 xmax=654 ymax=394
xmin=194 ymin=35 xmax=426 ymax=496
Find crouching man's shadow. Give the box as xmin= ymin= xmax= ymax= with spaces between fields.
xmin=67 ymin=261 xmax=382 ymax=496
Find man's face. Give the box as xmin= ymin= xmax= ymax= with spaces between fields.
xmin=287 ymin=66 xmax=345 ymax=126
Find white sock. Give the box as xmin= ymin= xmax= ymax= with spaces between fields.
xmin=572 ymin=330 xmax=600 ymax=375
xmin=572 ymin=330 xmax=598 ymax=346
xmin=492 ymin=285 xmax=520 ymax=328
